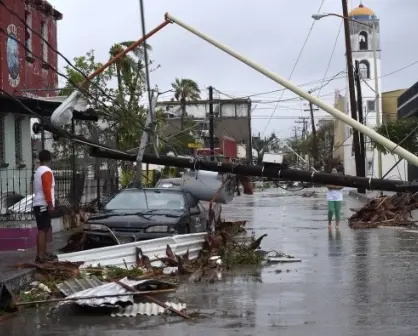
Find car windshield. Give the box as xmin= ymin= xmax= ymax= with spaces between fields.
xmin=104 ymin=189 xmax=185 ymax=211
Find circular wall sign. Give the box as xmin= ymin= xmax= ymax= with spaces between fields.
xmin=6 ymin=24 xmax=20 ymax=87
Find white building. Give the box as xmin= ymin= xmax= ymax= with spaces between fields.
xmin=343 ymin=3 xmax=405 ymax=180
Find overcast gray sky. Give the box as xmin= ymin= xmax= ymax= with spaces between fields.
xmin=49 ymin=0 xmax=418 ymax=139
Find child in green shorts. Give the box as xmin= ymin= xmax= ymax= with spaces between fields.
xmin=327 ymin=168 xmax=343 ymax=229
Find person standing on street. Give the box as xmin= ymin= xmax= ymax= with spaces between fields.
xmin=33 ymin=150 xmax=56 ymax=263
xmin=327 ymin=168 xmax=343 ymax=229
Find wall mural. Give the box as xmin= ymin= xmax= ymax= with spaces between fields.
xmin=6 ymin=24 xmax=20 ymax=88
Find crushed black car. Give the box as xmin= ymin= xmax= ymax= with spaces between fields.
xmin=83 ymin=187 xmax=213 ymax=248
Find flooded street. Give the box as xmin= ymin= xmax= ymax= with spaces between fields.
xmin=4 ymin=188 xmax=418 ymax=335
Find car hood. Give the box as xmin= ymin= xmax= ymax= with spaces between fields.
xmin=87 ymin=209 xmax=186 ymax=229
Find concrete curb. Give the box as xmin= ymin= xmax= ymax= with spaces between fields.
xmin=0 ymin=231 xmax=71 ymax=294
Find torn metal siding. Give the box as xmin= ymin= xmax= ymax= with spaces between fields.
xmin=57 ymin=232 xmax=207 ymax=268
xmin=56 ymin=276 xmax=104 ymax=297
xmin=111 ymin=302 xmax=187 ymax=317
xmin=58 ymin=277 xmax=177 ymax=307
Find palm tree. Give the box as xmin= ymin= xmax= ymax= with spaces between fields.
xmin=171 ymin=78 xmax=201 ymax=130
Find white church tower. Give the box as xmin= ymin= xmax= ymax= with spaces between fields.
xmin=343 ymin=3 xmax=383 ymax=178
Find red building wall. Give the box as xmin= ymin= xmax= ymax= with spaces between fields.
xmin=0 ymin=0 xmax=62 ymax=97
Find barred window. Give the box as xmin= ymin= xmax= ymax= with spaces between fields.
xmin=0 ymin=114 xmax=4 ymax=163
xmin=367 ymin=100 xmax=376 ymax=112
xmin=15 ymin=115 xmax=23 ymax=163
xmin=41 ymin=20 xmax=48 ymax=63
xmin=24 ymin=10 xmax=33 ymax=58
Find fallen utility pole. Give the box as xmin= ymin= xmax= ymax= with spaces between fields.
xmin=89 ymin=147 xmax=416 ymax=193
xmin=31 ymin=122 xmax=416 ymax=192
xmin=163 ymin=13 xmax=418 ymax=168
xmin=51 ymin=20 xmax=170 ymax=127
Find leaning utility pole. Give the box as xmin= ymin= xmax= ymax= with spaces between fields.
xmin=341 ymin=0 xmax=362 ymax=187
xmin=135 ymin=92 xmax=159 ymax=187
xmin=354 ymin=61 xmax=366 ymax=193
xmin=295 ymin=117 xmax=309 ymax=141
xmin=305 ymin=91 xmax=319 ymax=162
xmin=208 ymin=86 xmax=215 ymax=161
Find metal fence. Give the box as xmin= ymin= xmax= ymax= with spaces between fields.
xmin=0 ymin=118 xmax=159 ymax=222
xmin=0 ymin=165 xmax=119 ymax=222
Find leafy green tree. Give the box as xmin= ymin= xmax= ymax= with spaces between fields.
xmin=372 ymin=117 xmax=418 ymax=154
xmin=53 ymin=50 xmax=114 ymax=168
xmin=285 ymin=121 xmax=335 ymax=169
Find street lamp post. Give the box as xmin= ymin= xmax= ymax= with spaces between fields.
xmin=312 ymin=10 xmax=362 ymax=191
xmin=312 ymin=12 xmax=382 ymax=179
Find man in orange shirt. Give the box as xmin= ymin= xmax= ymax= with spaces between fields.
xmin=32 ymin=150 xmax=56 ymax=263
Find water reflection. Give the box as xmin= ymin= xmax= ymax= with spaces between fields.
xmin=352 ymin=231 xmax=371 ymax=328
xmin=6 ymin=191 xmax=418 ymax=335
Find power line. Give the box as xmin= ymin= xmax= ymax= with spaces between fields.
xmin=0 ymin=1 xmax=189 ymax=154
xmin=215 ymin=71 xmax=347 ymax=99
xmin=216 ymin=56 xmax=418 ymax=106
xmin=259 ymin=0 xmax=326 ymax=137
xmin=316 ymin=21 xmax=343 ymax=98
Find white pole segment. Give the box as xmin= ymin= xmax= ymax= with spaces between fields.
xmin=165 ymin=13 xmax=418 ymax=168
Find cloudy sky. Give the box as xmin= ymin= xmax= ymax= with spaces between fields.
xmin=49 ymin=0 xmax=418 ymax=139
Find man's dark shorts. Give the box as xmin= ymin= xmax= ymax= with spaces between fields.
xmin=33 ymin=206 xmax=51 ymax=232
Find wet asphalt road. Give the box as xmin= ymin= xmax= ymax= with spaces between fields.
xmin=4 ymin=188 xmax=418 ymax=335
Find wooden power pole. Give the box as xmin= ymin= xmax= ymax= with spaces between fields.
xmin=342 ymin=0 xmax=363 ymax=192
xmin=305 ymin=92 xmax=319 ymax=163
xmin=354 ymin=60 xmax=366 ymax=193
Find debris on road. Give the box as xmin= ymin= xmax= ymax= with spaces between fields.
xmin=111 ymin=301 xmax=187 ymax=317
xmin=301 ymin=190 xmax=316 ymax=198
xmin=15 ymin=260 xmax=84 ymax=281
xmin=0 ymin=219 xmax=300 ymax=320
xmin=349 ymin=193 xmax=418 ymax=229
xmin=265 ymin=251 xmax=301 ymax=263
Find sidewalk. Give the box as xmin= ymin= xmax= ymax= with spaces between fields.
xmin=0 ymin=231 xmax=71 ymax=293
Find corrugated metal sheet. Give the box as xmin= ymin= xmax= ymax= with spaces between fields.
xmin=56 ymin=276 xmax=104 ymax=297
xmin=111 ymin=302 xmax=187 ymax=317
xmin=57 ymin=232 xmax=207 ymax=269
xmin=8 ymin=194 xmax=34 ymax=214
xmin=59 ymin=277 xmax=177 ymax=308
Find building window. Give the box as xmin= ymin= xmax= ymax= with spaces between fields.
xmin=359 ymin=60 xmax=370 ymax=79
xmin=0 ymin=114 xmax=4 ymax=164
xmin=367 ymin=100 xmax=376 ymax=112
xmin=41 ymin=20 xmax=48 ymax=64
xmin=359 ymin=31 xmax=368 ymax=50
xmin=24 ymin=10 xmax=33 ymax=61
xmin=14 ymin=115 xmax=23 ymax=163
